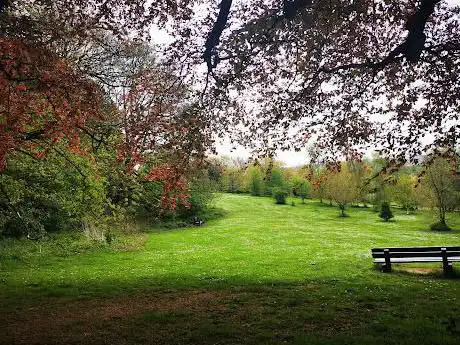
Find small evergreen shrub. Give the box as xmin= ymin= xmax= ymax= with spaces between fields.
xmin=272 ymin=187 xmax=288 ymax=205
xmin=379 ymin=202 xmax=394 ymax=222
xmin=430 ymin=221 xmax=452 ymax=231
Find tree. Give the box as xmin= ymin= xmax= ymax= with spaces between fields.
xmin=370 ymin=176 xmax=395 ymax=211
xmin=168 ymin=0 xmax=459 ymax=163
xmin=272 ymin=186 xmax=288 ymax=205
xmin=0 ymin=37 xmax=105 ymax=170
xmin=367 ymin=156 xmax=395 ymax=210
xmin=246 ymin=165 xmax=264 ymax=196
xmin=297 ymin=180 xmax=310 ymax=204
xmin=265 ymin=166 xmax=286 ymax=196
xmin=309 ymin=168 xmax=328 ymax=204
xmin=325 ymin=166 xmax=358 ymax=217
xmin=0 ymin=1 xmax=204 ymax=210
xmin=393 ymin=174 xmax=419 ymax=214
xmin=222 ymin=166 xmax=244 ymax=193
xmin=379 ymin=202 xmax=394 ymax=222
xmin=421 ymin=157 xmax=458 ymax=230
xmin=0 ymin=0 xmax=178 ymax=167
xmin=291 ymin=175 xmax=310 ymax=203
xmin=348 ymin=159 xmax=371 ymax=206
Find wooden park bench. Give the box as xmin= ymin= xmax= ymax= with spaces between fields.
xmin=192 ymin=216 xmax=204 ymax=226
xmin=371 ymin=246 xmax=460 ymax=275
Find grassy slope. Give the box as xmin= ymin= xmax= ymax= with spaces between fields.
xmin=1 ymin=194 xmax=460 ymax=344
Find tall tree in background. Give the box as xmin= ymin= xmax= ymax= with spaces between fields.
xmin=325 ymin=165 xmax=358 ymax=217
xmin=421 ymin=157 xmax=458 ymax=230
xmin=393 ymin=174 xmax=419 ymax=214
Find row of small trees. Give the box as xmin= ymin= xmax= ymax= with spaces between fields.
xmin=217 ymin=158 xmax=311 ymax=203
xmin=211 ymin=155 xmax=460 ymax=230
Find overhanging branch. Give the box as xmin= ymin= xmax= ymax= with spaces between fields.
xmin=203 ymin=0 xmax=442 ymax=73
xmin=203 ymin=0 xmax=233 ymax=71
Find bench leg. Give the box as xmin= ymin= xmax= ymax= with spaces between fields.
xmin=443 ymin=263 xmax=454 ymax=277
xmin=382 ymin=249 xmax=392 ymax=272
xmin=382 ymin=263 xmax=392 ymax=273
xmin=441 ymin=248 xmax=454 ymax=277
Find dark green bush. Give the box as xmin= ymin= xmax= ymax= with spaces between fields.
xmin=430 ymin=221 xmax=452 ymax=231
xmin=379 ymin=202 xmax=394 ymax=222
xmin=272 ymin=187 xmax=288 ymax=205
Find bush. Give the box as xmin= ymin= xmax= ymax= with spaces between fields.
xmin=379 ymin=202 xmax=394 ymax=222
xmin=430 ymin=221 xmax=452 ymax=231
xmin=0 ymin=150 xmax=106 ymax=238
xmin=272 ymin=187 xmax=288 ymax=205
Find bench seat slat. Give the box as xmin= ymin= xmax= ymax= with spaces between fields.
xmin=374 ymin=256 xmax=460 ymax=263
xmin=372 ymin=246 xmax=460 ymax=253
xmin=372 ymin=251 xmax=460 ymax=258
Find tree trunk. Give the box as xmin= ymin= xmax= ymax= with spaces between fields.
xmin=438 ymin=199 xmax=447 ymax=225
xmin=440 ymin=210 xmax=446 ymax=226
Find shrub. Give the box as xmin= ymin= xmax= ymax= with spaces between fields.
xmin=272 ymin=187 xmax=288 ymax=205
xmin=379 ymin=202 xmax=394 ymax=222
xmin=430 ymin=221 xmax=452 ymax=231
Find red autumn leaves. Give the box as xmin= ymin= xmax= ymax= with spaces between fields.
xmin=0 ymin=38 xmax=103 ymax=169
xmin=0 ymin=38 xmax=199 ymax=209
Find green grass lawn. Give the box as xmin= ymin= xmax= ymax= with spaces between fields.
xmin=1 ymin=193 xmax=460 ymax=344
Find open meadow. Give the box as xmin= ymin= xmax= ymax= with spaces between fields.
xmin=1 ymin=193 xmax=460 ymax=345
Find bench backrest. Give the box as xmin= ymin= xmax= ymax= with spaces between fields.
xmin=371 ymin=246 xmax=460 ymax=258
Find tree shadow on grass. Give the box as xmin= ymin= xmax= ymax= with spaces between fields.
xmin=394 ymin=267 xmax=460 ymax=279
xmin=2 ymin=274 xmax=460 ymax=345
xmin=416 ymin=227 xmax=458 ymax=233
xmin=372 ymin=264 xmax=460 ymax=280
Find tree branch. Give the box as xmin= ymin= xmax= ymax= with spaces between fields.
xmin=203 ymin=0 xmax=233 ymax=71
xmin=0 ymin=0 xmax=8 ymax=15
xmin=283 ymin=0 xmax=312 ymax=20
xmin=401 ymin=0 xmax=441 ymax=62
